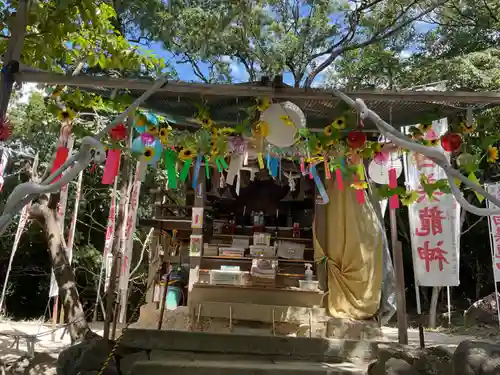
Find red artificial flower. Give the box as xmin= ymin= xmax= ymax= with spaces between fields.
xmin=347 ymin=130 xmax=366 ymax=149
xmin=109 ymin=123 xmax=127 ymax=141
xmin=440 ymin=132 xmax=462 ymax=152
xmin=0 ymin=117 xmax=12 ymax=141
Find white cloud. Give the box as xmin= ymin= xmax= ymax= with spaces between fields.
xmin=221 ymin=55 xmax=249 ymax=82
xmin=400 ymin=49 xmax=412 ymax=59
xmin=14 ymin=82 xmax=40 ymax=106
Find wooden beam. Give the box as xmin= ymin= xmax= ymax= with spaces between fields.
xmin=16 ymin=70 xmax=500 ymax=105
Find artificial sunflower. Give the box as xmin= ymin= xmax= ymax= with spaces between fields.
xmin=331 ymin=116 xmax=346 ymax=130
xmin=51 ymin=86 xmax=63 ymax=98
xmin=210 ymin=127 xmax=218 ymax=137
xmin=159 ymin=128 xmax=169 ymax=145
xmin=143 ymin=147 xmax=156 ymax=162
xmin=423 ymin=139 xmax=440 ymax=147
xmin=326 ymin=138 xmax=338 ymax=148
xmin=371 ymin=142 xmax=382 ymax=153
xmin=351 ymin=181 xmax=368 ymax=190
xmin=418 ymin=123 xmax=433 ymax=132
xmin=459 ymin=120 xmax=475 ymax=134
xmin=256 ymin=97 xmax=271 ymax=112
xmin=146 ymin=124 xmax=158 ymax=136
xmin=313 ymin=140 xmax=323 ymax=155
xmin=199 ymin=117 xmax=214 ymax=129
xmin=58 ymin=108 xmax=75 ymax=123
xmin=211 ymin=146 xmax=219 ymax=156
xmin=324 ymin=124 xmax=334 ymax=137
xmin=252 ymin=121 xmax=269 ymax=137
xmin=218 ymin=127 xmax=236 ymax=136
xmin=487 ymin=146 xmax=498 ymax=163
xmin=280 ymin=115 xmax=295 ymax=127
xmin=179 ymin=147 xmax=196 ymax=161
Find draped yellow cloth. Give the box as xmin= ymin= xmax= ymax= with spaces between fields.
xmin=314 ymin=181 xmax=383 ymax=319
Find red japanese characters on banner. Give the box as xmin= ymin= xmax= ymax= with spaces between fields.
xmin=406 ymin=119 xmax=460 ymax=287
xmin=486 ymin=183 xmax=500 ymax=280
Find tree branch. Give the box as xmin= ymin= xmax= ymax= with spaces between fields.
xmin=130 ymin=227 xmax=154 ymax=278
xmin=304 ymin=0 xmax=450 ymax=87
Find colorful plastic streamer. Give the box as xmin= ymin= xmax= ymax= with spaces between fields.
xmin=50 ymin=146 xmax=69 ymax=183
xmin=204 ymin=156 xmax=210 ymax=179
xmin=311 ymin=165 xmax=329 ymax=204
xmin=388 ymin=168 xmax=399 ymax=209
xmin=270 ymin=156 xmax=279 ymax=177
xmin=164 ymin=149 xmax=177 ymax=189
xmin=192 ymin=154 xmax=202 ymax=189
xmin=257 ymin=153 xmax=265 ymax=169
xmin=335 ymin=169 xmax=344 ymax=191
xmin=102 ymin=149 xmax=121 ymax=184
xmin=180 ymin=159 xmax=192 ymax=182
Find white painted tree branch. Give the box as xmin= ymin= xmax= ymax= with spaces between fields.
xmin=0 ymin=76 xmax=168 ymax=235
xmin=130 ymin=227 xmax=154 ymax=278
xmin=331 ymin=90 xmax=500 ymax=216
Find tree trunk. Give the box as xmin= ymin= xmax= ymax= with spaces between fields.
xmin=428 ymin=286 xmax=442 ymax=329
xmin=30 ymin=195 xmax=89 ymax=343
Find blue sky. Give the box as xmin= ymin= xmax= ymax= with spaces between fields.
xmin=146 ymin=20 xmax=436 ymax=86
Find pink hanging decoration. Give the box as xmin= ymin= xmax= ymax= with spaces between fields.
xmin=309 ymin=164 xmax=313 ymax=179
xmin=102 ymin=150 xmax=121 ymax=184
xmin=388 ymin=168 xmax=399 ymax=209
xmin=335 ymin=169 xmax=344 ymax=190
xmin=300 ymin=157 xmax=305 ymax=175
xmin=324 ymin=158 xmax=331 ymax=179
xmin=140 ymin=132 xmax=155 ymax=145
xmin=374 ymin=151 xmax=390 ymax=165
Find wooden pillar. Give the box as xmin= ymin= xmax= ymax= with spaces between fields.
xmin=390 ymin=209 xmax=408 ymax=344
xmin=314 ymin=186 xmax=328 ymax=295
xmin=187 ymin=172 xmax=205 ymax=307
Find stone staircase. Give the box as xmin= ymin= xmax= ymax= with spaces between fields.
xmin=120 ymin=329 xmax=376 ymax=375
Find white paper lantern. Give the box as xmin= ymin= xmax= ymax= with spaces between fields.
xmin=260 ymin=101 xmax=306 ymax=148
xmin=368 ymin=158 xmax=403 ymax=185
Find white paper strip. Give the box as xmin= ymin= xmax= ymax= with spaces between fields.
xmin=0 ymin=150 xmax=9 ymax=192
xmin=66 ymin=171 xmax=83 ymax=265
xmin=118 ymin=161 xmax=145 ymax=322
xmin=406 ymin=119 xmax=460 ymax=287
xmin=486 ymin=183 xmax=500 ymax=282
xmin=0 ymin=202 xmax=31 ymax=311
xmin=103 ymin=177 xmax=118 ymax=291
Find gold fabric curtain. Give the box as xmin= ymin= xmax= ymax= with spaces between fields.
xmin=314 ymin=180 xmax=383 ymax=319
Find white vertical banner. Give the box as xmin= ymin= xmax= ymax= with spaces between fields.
xmin=486 ymin=183 xmax=500 ymax=282
xmin=406 ymin=119 xmax=460 ymax=286
xmin=0 ymin=202 xmax=31 ymax=311
xmin=119 ymin=161 xmax=145 ymax=322
xmin=0 ymin=150 xmax=9 ymax=192
xmin=49 ymin=137 xmax=75 ymax=297
xmin=104 ymin=178 xmax=118 ymax=291
xmin=66 ymin=171 xmax=83 ymax=264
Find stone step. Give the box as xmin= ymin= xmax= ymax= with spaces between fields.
xmin=130 ymin=359 xmax=366 ymax=375
xmin=121 ymin=329 xmax=378 ymax=363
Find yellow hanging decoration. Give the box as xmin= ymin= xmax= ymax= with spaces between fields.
xmin=252 ymin=121 xmax=269 ymax=137
xmin=418 ymin=123 xmax=433 ymax=132
xmin=257 ymin=153 xmax=265 ymax=169
xmin=351 ymin=181 xmax=368 ymax=190
xmin=256 ymin=97 xmax=271 ymax=112
xmin=159 ymin=127 xmax=169 ymax=145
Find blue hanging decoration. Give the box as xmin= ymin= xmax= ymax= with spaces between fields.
xmin=134 ymin=112 xmax=159 ymax=134
xmin=192 ymin=153 xmax=203 ymax=189
xmin=311 ymin=165 xmax=329 ymax=204
xmin=270 ymin=156 xmax=279 ymax=177
xmin=132 ymin=137 xmax=163 ymax=166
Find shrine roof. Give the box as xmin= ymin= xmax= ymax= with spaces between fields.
xmin=17 ymin=69 xmax=500 ymax=130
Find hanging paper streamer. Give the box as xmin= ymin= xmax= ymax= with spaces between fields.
xmin=204 ymin=156 xmax=210 ymax=179
xmin=226 ymin=154 xmax=242 ymax=186
xmin=215 ymin=157 xmax=223 ymax=172
xmin=354 ymin=177 xmax=366 ymax=204
xmin=219 ymin=157 xmax=228 ymax=170
xmin=266 ymin=153 xmax=271 ymax=171
xmin=102 ymin=149 xmax=121 ymax=184
xmin=164 ymin=149 xmax=178 ymax=189
xmin=131 ymin=137 xmax=163 ymax=166
xmin=257 ymin=153 xmax=265 ymax=169
xmin=50 ymin=146 xmax=69 ymax=183
xmin=300 ymin=157 xmax=305 ymax=175
xmin=119 ymin=161 xmax=145 ymax=323
xmin=270 ymin=156 xmax=279 ymax=177
xmin=0 ymin=150 xmax=9 ymax=192
xmin=324 ymin=158 xmax=331 ymax=180
xmin=388 ymin=168 xmax=399 ymax=209
xmin=180 ymin=159 xmax=192 ymax=182
xmin=66 ymin=170 xmax=83 ymax=265
xmin=192 ymin=154 xmax=203 ymax=189
xmin=309 ymin=164 xmax=313 ymax=179
xmin=311 ymin=165 xmax=329 ymax=204
xmin=335 ymin=169 xmax=344 ymax=191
